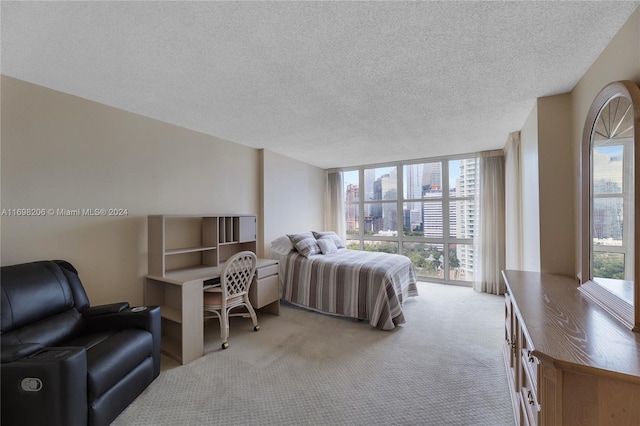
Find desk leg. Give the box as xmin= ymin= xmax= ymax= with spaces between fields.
xmin=180 ymin=280 xmax=204 ymax=364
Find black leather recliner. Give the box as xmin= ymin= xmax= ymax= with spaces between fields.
xmin=1 ymin=260 xmax=161 ymax=426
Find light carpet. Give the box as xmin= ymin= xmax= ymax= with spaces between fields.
xmin=112 ymin=281 xmax=514 ymax=425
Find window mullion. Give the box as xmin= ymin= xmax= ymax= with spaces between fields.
xmin=358 ymin=169 xmax=364 ymax=249
xmin=397 ymin=164 xmax=404 ymax=256
xmin=442 ymin=160 xmax=450 ymax=281
xmin=622 ymin=138 xmax=634 ymax=280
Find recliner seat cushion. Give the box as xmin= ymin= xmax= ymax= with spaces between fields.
xmin=65 ymin=329 xmax=154 ymax=400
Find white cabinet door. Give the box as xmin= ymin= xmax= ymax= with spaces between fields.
xmin=238 ymin=216 xmax=256 ymax=243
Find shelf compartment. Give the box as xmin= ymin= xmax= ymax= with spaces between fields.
xmin=164 ymin=252 xmax=207 ymax=272
xmin=159 ymin=304 xmax=182 ymax=323
xmin=164 ymin=217 xmax=204 ymax=250
xmin=218 ymin=241 xmax=256 ymax=262
xmin=202 ymin=217 xmax=218 ymax=248
xmin=160 ymin=322 xmax=183 ymax=363
xmin=225 ymin=217 xmax=234 ymax=242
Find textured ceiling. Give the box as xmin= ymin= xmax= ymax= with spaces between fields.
xmin=2 ymin=1 xmax=638 ymax=169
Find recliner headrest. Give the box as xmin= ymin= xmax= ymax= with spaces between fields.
xmin=1 ymin=261 xmax=82 ymax=333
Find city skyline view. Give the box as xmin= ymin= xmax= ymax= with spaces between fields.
xmin=591 ymin=142 xmax=633 ymax=281
xmin=343 ymin=158 xmax=478 ymax=283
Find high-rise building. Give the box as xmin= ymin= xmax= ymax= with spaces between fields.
xmin=404 ymin=163 xmax=424 ymax=233
xmin=455 ymin=159 xmax=477 ymax=281
xmin=423 ymin=162 xmax=442 ymax=188
xmin=420 ymin=160 xmax=444 ymax=240
xmin=422 ymin=185 xmax=443 ymax=238
xmin=592 ymin=147 xmax=624 ymax=242
xmin=345 ymin=183 xmax=359 ymax=231
xmin=368 ymin=169 xmax=397 ymax=233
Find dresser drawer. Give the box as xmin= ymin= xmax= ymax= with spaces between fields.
xmin=521 ymin=336 xmax=539 ymax=397
xmin=250 ymin=274 xmax=279 ymax=309
xmin=518 ymin=389 xmax=532 ymax=426
xmin=521 ymin=386 xmax=539 ymax=426
xmin=256 ymin=263 xmax=278 ymax=279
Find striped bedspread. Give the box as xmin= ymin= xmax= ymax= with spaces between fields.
xmin=272 ymin=249 xmax=419 ymax=330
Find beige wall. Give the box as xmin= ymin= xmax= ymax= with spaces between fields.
xmin=571 ymin=7 xmax=640 ymax=280
xmin=514 ymin=7 xmax=639 ymax=277
xmin=538 ymin=93 xmax=574 ymax=276
xmin=260 ymin=149 xmax=325 ymax=256
xmin=1 ymin=76 xmax=323 ymax=306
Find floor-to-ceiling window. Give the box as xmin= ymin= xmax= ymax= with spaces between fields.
xmin=344 ymin=155 xmax=478 ymax=285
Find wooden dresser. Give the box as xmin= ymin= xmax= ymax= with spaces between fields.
xmin=502 ymin=270 xmax=640 ymax=426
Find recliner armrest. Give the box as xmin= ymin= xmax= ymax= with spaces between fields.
xmin=82 ymin=302 xmax=129 ymax=316
xmin=1 ymin=343 xmax=44 ymax=363
xmin=83 ymin=305 xmax=158 ymax=333
xmin=83 ymin=306 xmax=162 ymax=378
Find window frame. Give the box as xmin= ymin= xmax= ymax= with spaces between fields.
xmin=579 ymin=80 xmax=640 ymax=332
xmin=343 ymin=154 xmax=479 ymax=285
xmin=591 ymin=137 xmax=634 ymax=280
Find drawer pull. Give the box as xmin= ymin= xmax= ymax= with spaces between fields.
xmin=527 ymin=390 xmax=535 ymax=405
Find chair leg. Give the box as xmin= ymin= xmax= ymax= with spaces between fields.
xmin=244 ymin=297 xmax=260 ymax=331
xmin=220 ymin=311 xmax=229 ymax=349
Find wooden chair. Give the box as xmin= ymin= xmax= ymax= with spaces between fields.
xmin=204 ymin=251 xmax=259 ymax=349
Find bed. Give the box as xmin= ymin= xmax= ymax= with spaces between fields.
xmin=269 ymin=232 xmax=419 ymax=330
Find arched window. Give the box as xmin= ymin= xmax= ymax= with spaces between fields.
xmin=580 ymin=81 xmax=640 ymax=332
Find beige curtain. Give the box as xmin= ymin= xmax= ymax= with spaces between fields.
xmin=504 ymin=131 xmax=523 ymax=270
xmin=474 ymin=151 xmax=506 ymax=295
xmin=324 ymin=169 xmax=345 ymax=239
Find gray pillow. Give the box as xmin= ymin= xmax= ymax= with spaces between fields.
xmin=287 ymin=232 xmax=321 ymax=257
xmin=317 ymin=237 xmax=338 ymax=255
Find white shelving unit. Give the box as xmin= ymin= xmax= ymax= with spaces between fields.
xmin=145 ymin=214 xmax=259 ymax=364
xmin=148 ymin=214 xmax=257 ymax=278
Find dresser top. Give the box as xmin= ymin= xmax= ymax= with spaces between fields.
xmin=503 ymin=270 xmax=640 ymax=382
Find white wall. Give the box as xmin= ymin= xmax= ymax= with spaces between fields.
xmin=518 ymin=104 xmax=541 ymax=272
xmin=260 ymin=149 xmax=325 ymax=256
xmin=1 ymin=76 xmax=322 ymax=306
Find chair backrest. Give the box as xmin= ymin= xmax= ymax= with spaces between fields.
xmin=221 ymin=251 xmax=257 ymax=298
xmin=1 ymin=260 xmax=90 ymax=346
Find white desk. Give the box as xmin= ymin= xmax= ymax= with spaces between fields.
xmin=145 ymin=258 xmax=279 ymax=364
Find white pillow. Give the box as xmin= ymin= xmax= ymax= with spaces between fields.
xmin=270 ymin=236 xmax=294 ymax=255
xmin=317 ymin=237 xmax=338 ymax=255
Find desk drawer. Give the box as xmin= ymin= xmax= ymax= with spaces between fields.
xmin=250 ymin=274 xmax=279 ymax=309
xmin=256 ymin=263 xmax=278 ymax=279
